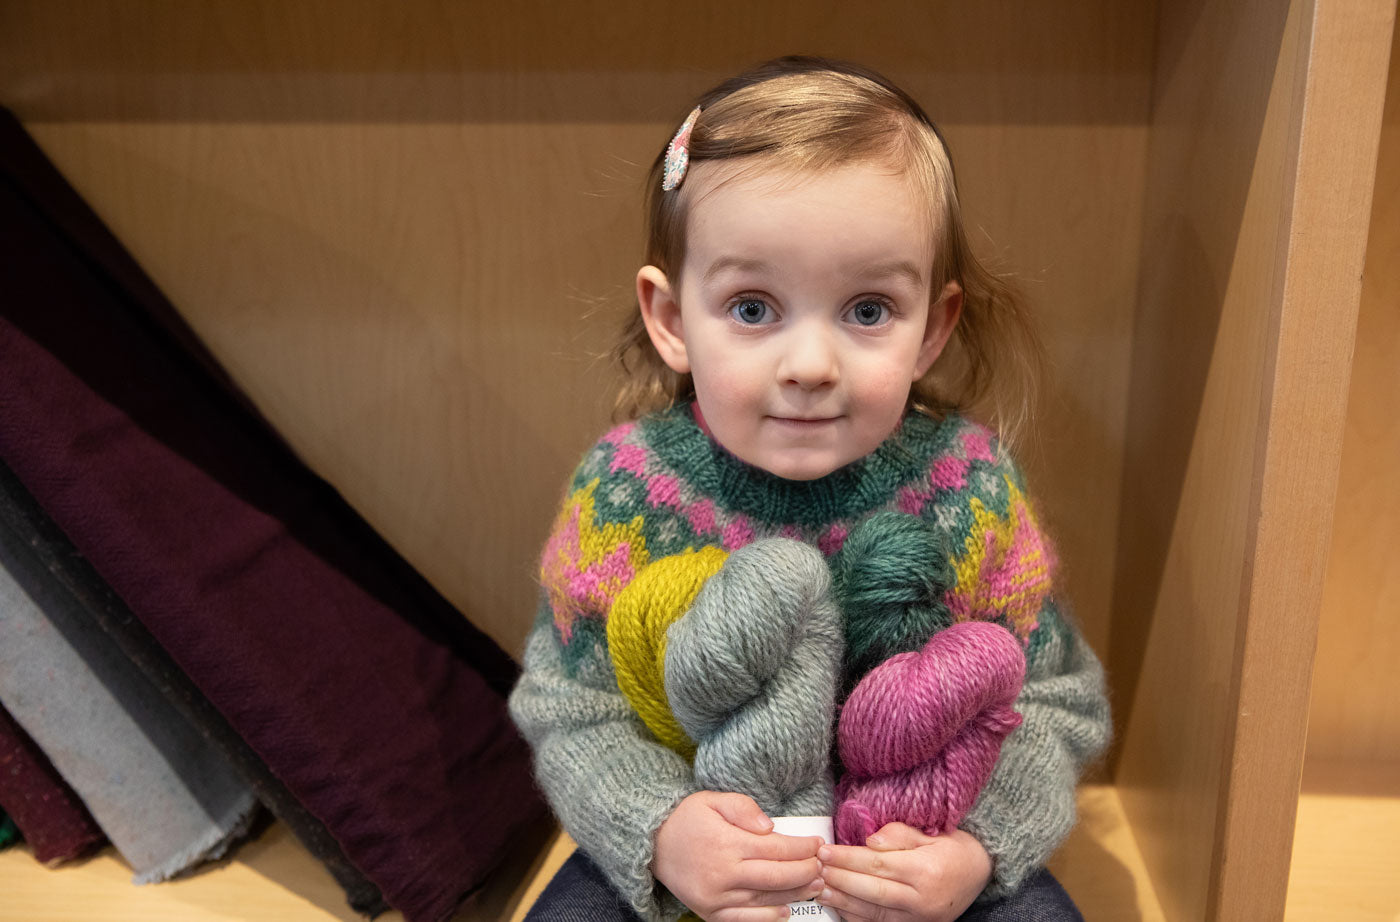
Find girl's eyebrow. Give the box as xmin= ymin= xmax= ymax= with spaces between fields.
xmin=859 ymin=260 xmax=926 ymax=288
xmin=701 ymin=255 xmax=771 ymax=284
xmin=701 ymin=256 xmax=925 ymax=288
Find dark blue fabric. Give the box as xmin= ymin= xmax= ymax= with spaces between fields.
xmin=962 ymin=869 xmax=1083 ymax=922
xmin=527 ymin=849 xmax=645 ymax=922
xmin=526 ymin=850 xmax=1083 ymax=922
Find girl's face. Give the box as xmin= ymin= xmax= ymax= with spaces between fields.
xmin=638 ymin=159 xmax=962 ymax=481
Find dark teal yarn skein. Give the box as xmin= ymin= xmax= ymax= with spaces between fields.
xmin=830 ymin=511 xmax=954 ymax=688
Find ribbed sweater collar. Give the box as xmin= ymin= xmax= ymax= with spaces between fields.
xmin=641 ymin=403 xmax=950 ymax=528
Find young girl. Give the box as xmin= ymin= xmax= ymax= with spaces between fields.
xmin=509 ymin=56 xmax=1110 ymax=922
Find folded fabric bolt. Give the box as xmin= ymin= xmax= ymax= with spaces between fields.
xmin=0 ymin=106 xmax=545 ymax=922
xmin=0 ymin=702 xmax=106 ymax=864
xmin=0 ymin=519 xmax=259 ymax=883
xmin=0 ymin=457 xmax=386 ymax=915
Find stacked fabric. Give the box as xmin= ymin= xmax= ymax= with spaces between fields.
xmin=0 ymin=107 xmax=546 ymax=921
xmin=0 ymin=702 xmax=105 ymax=864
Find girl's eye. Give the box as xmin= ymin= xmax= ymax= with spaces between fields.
xmin=849 ymin=299 xmax=890 ymax=326
xmin=730 ymin=299 xmax=772 ymax=324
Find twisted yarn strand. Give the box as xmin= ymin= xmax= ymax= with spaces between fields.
xmin=835 ymin=620 xmax=1025 ymax=844
xmin=830 ymin=511 xmax=954 ymax=688
xmin=607 ymin=546 xmax=729 ymax=760
xmin=665 ymin=539 xmax=843 ymax=818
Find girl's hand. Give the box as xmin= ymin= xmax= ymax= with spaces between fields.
xmin=816 ymin=824 xmax=992 ymax=922
xmin=652 ymin=791 xmax=825 ymax=922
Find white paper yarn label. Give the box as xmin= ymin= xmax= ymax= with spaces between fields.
xmin=770 ymin=816 xmax=838 ymax=921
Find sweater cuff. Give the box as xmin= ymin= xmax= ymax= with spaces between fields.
xmin=958 ymin=627 xmax=1110 ymax=900
xmin=960 ymin=765 xmax=1075 ymax=900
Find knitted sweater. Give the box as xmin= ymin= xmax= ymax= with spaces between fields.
xmin=508 ymin=404 xmax=1110 ymax=922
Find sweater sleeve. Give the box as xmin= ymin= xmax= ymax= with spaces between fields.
xmin=507 ymin=436 xmax=696 ymax=922
xmin=509 ymin=614 xmax=695 ymax=922
xmin=930 ymin=426 xmax=1111 ymax=897
xmin=959 ymin=602 xmax=1110 ymax=898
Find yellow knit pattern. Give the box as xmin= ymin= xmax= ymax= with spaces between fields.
xmin=541 ymin=479 xmax=651 ymax=635
xmin=950 ymin=477 xmax=1050 ymax=640
xmin=606 ymin=546 xmax=729 ymax=761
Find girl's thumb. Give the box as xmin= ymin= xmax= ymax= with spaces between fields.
xmin=712 ymin=792 xmax=774 ymax=834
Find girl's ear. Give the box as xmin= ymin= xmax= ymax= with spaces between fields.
xmin=913 ymin=281 xmax=964 ymax=379
xmin=637 ymin=265 xmax=691 ymax=374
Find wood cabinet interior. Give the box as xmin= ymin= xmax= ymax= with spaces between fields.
xmin=1 ymin=1 xmax=1394 ymax=919
xmin=1283 ymin=8 xmax=1400 ymax=920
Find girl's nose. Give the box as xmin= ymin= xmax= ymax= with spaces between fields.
xmin=778 ymin=325 xmax=840 ymax=390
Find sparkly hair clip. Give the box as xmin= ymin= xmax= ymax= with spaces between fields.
xmin=662 ymin=106 xmax=701 ymax=191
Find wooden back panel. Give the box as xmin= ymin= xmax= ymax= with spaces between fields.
xmin=1113 ymin=1 xmax=1394 ymax=918
xmin=0 ymin=1 xmax=1154 ymax=665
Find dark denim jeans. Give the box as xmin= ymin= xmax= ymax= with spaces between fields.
xmin=525 ymin=850 xmax=1084 ymax=922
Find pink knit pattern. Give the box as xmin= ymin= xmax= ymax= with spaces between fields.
xmin=835 ymin=621 xmax=1025 ymax=844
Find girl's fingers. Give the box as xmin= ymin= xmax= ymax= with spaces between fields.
xmin=749 ymin=832 xmax=826 ymax=862
xmin=740 ymin=878 xmax=826 ymax=908
xmin=818 ymin=843 xmax=909 ymax=881
xmin=813 ymin=882 xmax=882 ymax=922
xmin=711 ymin=792 xmax=775 ymax=835
xmin=866 ymin=822 xmax=936 ymax=851
xmin=713 ymin=906 xmax=798 ymax=922
xmin=820 ymin=862 xmax=918 ymax=911
xmin=733 ymin=856 xmax=823 ymax=892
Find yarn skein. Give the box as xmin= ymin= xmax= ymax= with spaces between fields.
xmin=665 ymin=539 xmax=843 ymax=818
xmin=835 ymin=620 xmax=1024 ymax=845
xmin=607 ymin=546 xmax=730 ymax=761
xmin=830 ymin=511 xmax=954 ymax=689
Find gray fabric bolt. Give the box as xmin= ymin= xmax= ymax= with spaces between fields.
xmin=665 ymin=538 xmax=843 ymax=818
xmin=0 ymin=522 xmax=258 ymax=884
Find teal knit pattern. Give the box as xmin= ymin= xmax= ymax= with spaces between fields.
xmin=509 ymin=405 xmax=1110 ymax=921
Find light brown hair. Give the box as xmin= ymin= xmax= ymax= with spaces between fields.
xmin=612 ymin=56 xmax=1044 ymax=444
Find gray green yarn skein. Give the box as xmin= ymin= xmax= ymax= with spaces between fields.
xmin=830 ymin=510 xmax=954 ymax=688
xmin=664 ymin=538 xmax=843 ymax=817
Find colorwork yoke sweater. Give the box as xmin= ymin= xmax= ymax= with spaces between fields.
xmin=509 ymin=405 xmax=1110 ymax=922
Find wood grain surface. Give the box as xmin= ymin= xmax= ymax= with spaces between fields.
xmin=1305 ymin=8 xmax=1400 ymax=768
xmin=0 ymin=0 xmax=1152 ymax=664
xmin=1112 ymin=0 xmax=1394 ymax=919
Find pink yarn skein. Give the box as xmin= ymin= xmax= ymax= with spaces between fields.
xmin=835 ymin=620 xmax=1026 ymax=845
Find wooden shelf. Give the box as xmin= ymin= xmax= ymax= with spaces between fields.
xmin=1284 ymin=760 xmax=1400 ymax=922
xmin=0 ymin=816 xmax=563 ymax=922
xmin=0 ymin=785 xmax=1165 ymax=922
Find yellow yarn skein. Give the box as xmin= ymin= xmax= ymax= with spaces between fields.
xmin=607 ymin=546 xmax=729 ymax=761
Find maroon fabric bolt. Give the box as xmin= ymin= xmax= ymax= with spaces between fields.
xmin=0 ymin=456 xmax=382 ymax=915
xmin=0 ymin=109 xmax=546 ymax=921
xmin=0 ymin=702 xmax=106 ymax=864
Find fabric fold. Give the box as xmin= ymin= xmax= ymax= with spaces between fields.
xmin=0 ymin=106 xmax=546 ymax=922
xmin=0 ymin=506 xmax=261 ymax=883
xmin=0 ymin=702 xmax=106 ymax=864
xmin=0 ymin=459 xmax=386 ymax=914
